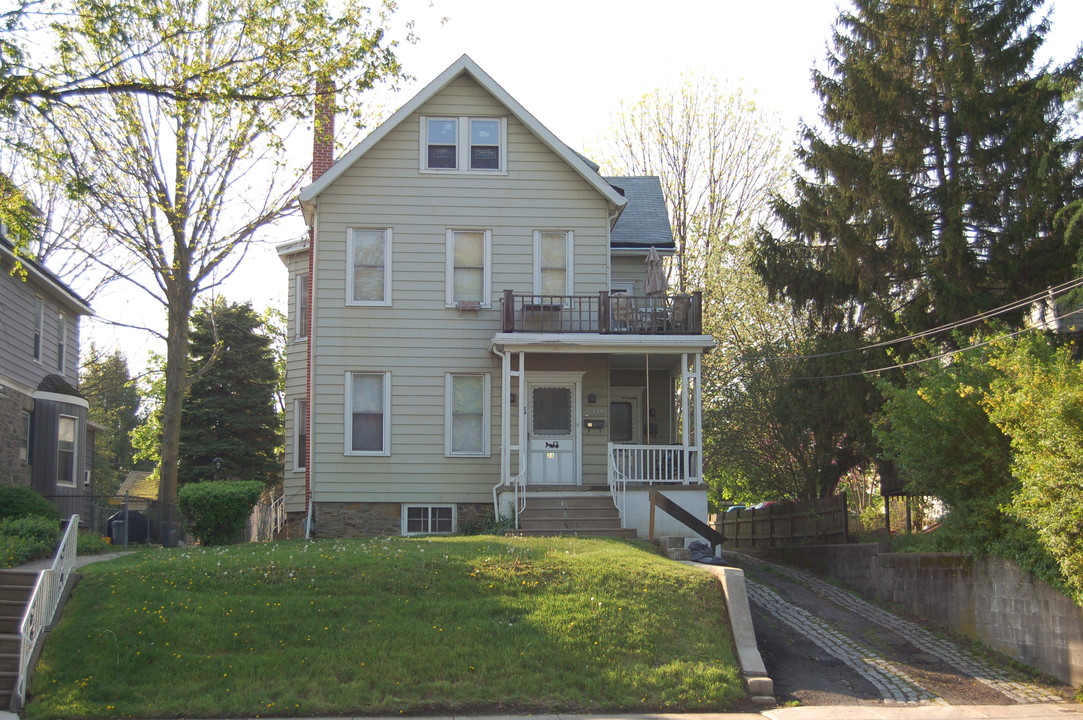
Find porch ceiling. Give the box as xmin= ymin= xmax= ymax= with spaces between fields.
xmin=490 ymin=332 xmax=714 ymax=356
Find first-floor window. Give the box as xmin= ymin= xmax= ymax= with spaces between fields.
xmin=347 ymin=372 xmax=390 ymax=455
xmin=445 ymin=373 xmax=490 ymax=456
xmin=295 ymin=399 xmax=308 ymax=470
xmin=57 ymin=415 xmax=77 ymax=486
xmin=404 ymin=505 xmax=454 ymax=535
xmin=19 ymin=411 xmax=31 ymax=463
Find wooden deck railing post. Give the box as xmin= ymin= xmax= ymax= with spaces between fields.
xmin=599 ymin=291 xmax=610 ymax=333
xmin=501 ymin=289 xmax=514 ymax=332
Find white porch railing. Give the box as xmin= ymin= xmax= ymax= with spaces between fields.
xmin=15 ymin=514 xmax=79 ymax=709
xmin=608 ymin=444 xmax=699 ymax=527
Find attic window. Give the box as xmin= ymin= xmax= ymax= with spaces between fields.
xmin=421 ymin=116 xmax=506 ymax=173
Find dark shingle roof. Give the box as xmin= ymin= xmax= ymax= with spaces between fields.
xmin=603 ymin=176 xmax=675 ymax=250
xmin=37 ymin=373 xmax=84 ymax=398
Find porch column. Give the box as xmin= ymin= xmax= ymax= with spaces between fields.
xmin=681 ymin=353 xmax=690 ymax=484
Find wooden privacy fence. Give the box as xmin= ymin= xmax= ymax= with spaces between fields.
xmin=715 ymin=494 xmax=849 ymax=549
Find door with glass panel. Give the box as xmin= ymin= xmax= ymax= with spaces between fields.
xmin=527 ymin=382 xmax=578 ymax=485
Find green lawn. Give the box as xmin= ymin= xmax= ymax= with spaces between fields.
xmin=27 ymin=536 xmax=743 ymax=718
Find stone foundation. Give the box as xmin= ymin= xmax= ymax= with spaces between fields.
xmin=309 ymin=501 xmax=495 ymax=538
xmin=0 ymin=387 xmax=32 ymax=487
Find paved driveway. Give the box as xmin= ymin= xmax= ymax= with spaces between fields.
xmin=730 ymin=552 xmax=1074 ymax=707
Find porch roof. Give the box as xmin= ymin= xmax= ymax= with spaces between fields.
xmin=490 ymin=333 xmax=715 ymax=355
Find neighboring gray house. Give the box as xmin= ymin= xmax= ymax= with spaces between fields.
xmin=280 ymin=56 xmax=714 ymax=538
xmin=1 ymin=225 xmax=95 ymax=521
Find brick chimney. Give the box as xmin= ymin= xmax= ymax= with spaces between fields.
xmin=313 ymin=79 xmax=335 ymax=180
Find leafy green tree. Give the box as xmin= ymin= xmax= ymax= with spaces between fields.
xmin=757 ymin=0 xmax=1083 ymax=340
xmin=12 ymin=0 xmax=405 ymax=530
xmin=79 ymin=345 xmax=142 ymax=496
xmin=985 ymin=336 xmax=1083 ymax=600
xmin=179 ymin=300 xmax=280 ymax=486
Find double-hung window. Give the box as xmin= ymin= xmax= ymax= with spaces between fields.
xmin=445 ymin=373 xmax=490 ymax=456
xmin=347 ymin=228 xmax=391 ymax=305
xmin=19 ymin=411 xmax=30 ymax=463
xmin=346 ymin=372 xmax=390 ymax=455
xmin=33 ymin=297 xmax=44 ymax=362
xmin=57 ymin=415 xmax=77 ymax=486
xmin=534 ymin=230 xmax=573 ymax=296
xmin=422 ymin=116 xmax=506 ymax=173
xmin=56 ymin=313 xmax=67 ymax=372
xmin=446 ymin=230 xmax=491 ymax=307
xmin=294 ymin=399 xmax=308 ymax=471
xmin=295 ymin=274 xmax=309 ymax=339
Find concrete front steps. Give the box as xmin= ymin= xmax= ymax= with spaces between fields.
xmin=0 ymin=570 xmax=36 ymax=708
xmin=512 ymin=491 xmax=637 ymax=539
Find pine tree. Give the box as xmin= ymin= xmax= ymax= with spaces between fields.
xmin=757 ymin=0 xmax=1083 ymax=340
xmin=179 ymin=300 xmax=280 ymax=485
xmin=80 ymin=345 xmax=142 ymax=496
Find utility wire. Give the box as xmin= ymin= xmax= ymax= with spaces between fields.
xmin=756 ymin=275 xmax=1083 ymax=364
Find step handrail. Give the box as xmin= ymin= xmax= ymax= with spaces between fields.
xmin=14 ymin=514 xmax=79 ymax=709
xmin=648 ymin=489 xmax=725 ymax=549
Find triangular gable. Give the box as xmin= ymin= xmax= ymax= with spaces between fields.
xmin=298 ymin=54 xmax=627 ymax=221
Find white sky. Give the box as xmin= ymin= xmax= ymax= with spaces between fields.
xmin=82 ymin=0 xmax=1083 ymax=370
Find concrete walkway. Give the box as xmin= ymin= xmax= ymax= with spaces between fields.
xmin=12 ymin=550 xmax=130 ymax=573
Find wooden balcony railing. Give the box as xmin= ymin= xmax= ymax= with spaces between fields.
xmin=500 ymin=290 xmax=702 ymax=334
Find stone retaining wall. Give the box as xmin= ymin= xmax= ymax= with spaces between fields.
xmin=748 ymin=543 xmax=1083 ymax=686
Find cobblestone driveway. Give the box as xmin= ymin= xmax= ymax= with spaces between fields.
xmin=731 ymin=552 xmax=1073 ymax=707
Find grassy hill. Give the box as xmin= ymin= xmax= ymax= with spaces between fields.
xmin=26 ymin=535 xmax=743 ymax=718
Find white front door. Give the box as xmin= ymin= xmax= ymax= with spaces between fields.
xmin=527 ymin=380 xmax=579 ymax=485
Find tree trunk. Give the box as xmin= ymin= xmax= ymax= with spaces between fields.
xmin=158 ymin=284 xmax=193 ymax=543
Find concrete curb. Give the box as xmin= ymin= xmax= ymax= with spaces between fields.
xmin=683 ymin=561 xmax=775 ymax=705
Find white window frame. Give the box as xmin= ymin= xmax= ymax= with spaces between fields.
xmin=33 ymin=297 xmax=44 ymax=363
xmin=344 ymin=371 xmax=391 ymax=456
xmin=56 ymin=313 xmax=67 ymax=373
xmin=420 ymin=116 xmax=507 ymax=174
xmin=444 ymin=373 xmax=491 ymax=457
xmin=402 ymin=504 xmax=456 ymax=535
xmin=19 ymin=411 xmax=30 ymax=463
xmin=56 ymin=414 xmax=77 ymax=487
xmin=445 ymin=229 xmax=492 ymax=308
xmin=346 ymin=228 xmax=392 ymax=306
xmin=293 ymin=398 xmax=308 ymax=472
xmin=295 ymin=273 xmax=309 ymax=340
xmin=533 ymin=230 xmax=574 ymax=296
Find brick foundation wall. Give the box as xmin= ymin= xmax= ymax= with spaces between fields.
xmin=0 ymin=387 xmax=32 ymax=487
xmin=749 ymin=543 xmax=1083 ymax=686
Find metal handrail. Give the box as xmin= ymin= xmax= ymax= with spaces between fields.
xmin=607 ymin=446 xmax=629 ymax=527
xmin=14 ymin=514 xmax=79 ymax=708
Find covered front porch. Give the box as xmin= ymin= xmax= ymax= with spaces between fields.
xmin=489 ymin=331 xmax=713 ymax=537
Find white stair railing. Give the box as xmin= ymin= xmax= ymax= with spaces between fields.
xmin=14 ymin=514 xmax=79 ymax=709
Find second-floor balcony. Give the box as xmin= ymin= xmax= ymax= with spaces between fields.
xmin=500 ymin=290 xmax=703 ymax=335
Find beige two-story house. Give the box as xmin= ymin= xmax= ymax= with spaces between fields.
xmin=280 ymin=56 xmax=714 ymax=538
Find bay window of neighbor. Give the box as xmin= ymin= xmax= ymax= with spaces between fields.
xmin=57 ymin=415 xmax=77 ymax=486
xmin=347 ymin=372 xmax=389 ymax=455
xmin=447 ymin=230 xmax=490 ymax=306
xmin=447 ymin=373 xmax=489 ymax=456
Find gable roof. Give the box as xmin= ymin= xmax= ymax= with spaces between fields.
xmin=605 ymin=176 xmax=675 ymax=251
xmin=0 ymin=234 xmax=93 ymax=315
xmin=298 ymin=55 xmax=627 ymax=221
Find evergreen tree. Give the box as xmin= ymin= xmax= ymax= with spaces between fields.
xmin=179 ymin=300 xmax=280 ymax=485
xmin=757 ymin=0 xmax=1083 ymax=340
xmin=80 ymin=345 xmax=142 ymax=496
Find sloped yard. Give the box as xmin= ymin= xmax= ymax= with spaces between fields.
xmin=26 ymin=536 xmax=743 ymax=718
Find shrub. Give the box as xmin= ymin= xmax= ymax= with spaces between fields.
xmin=0 ymin=515 xmax=61 ymax=567
xmin=178 ymin=481 xmax=262 ymax=546
xmin=0 ymin=486 xmax=59 ymax=521
xmin=77 ymin=531 xmax=111 ymax=556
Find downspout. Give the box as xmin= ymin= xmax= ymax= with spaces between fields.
xmin=491 ymin=345 xmax=509 ymax=520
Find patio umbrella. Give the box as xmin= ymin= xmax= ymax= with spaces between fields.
xmin=644 ymin=247 xmax=668 ymax=296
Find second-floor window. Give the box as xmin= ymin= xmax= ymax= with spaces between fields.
xmin=347 ymin=228 xmax=391 ymax=306
xmin=33 ymin=297 xmax=44 ymax=362
xmin=446 ymin=229 xmax=491 ymax=307
xmin=296 ymin=274 xmax=309 ymax=339
xmin=56 ymin=313 xmax=67 ymax=372
xmin=422 ymin=116 xmax=506 ymax=173
xmin=534 ymin=231 xmax=573 ymax=296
